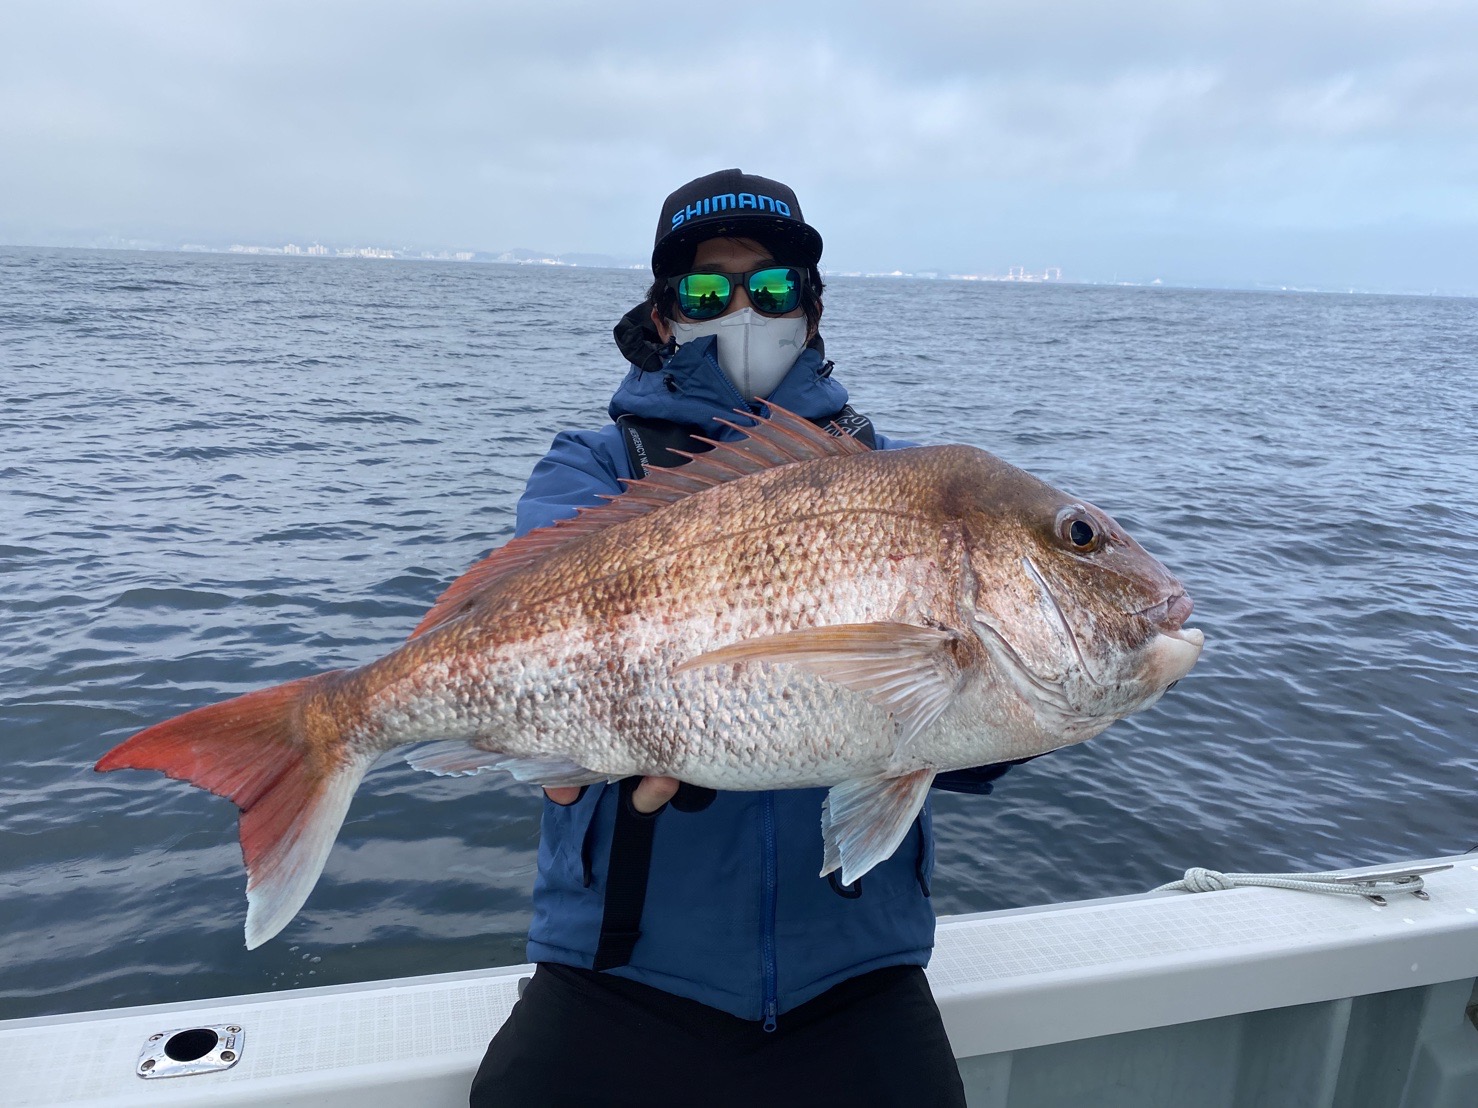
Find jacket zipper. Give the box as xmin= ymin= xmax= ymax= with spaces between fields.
xmin=706 ymin=345 xmax=756 ymax=417
xmin=761 ymin=792 xmax=778 ymax=1032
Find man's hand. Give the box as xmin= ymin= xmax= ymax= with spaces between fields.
xmin=544 ymin=777 xmax=680 ymax=813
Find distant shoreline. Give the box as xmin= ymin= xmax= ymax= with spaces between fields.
xmin=1 ymin=241 xmax=1470 ymax=300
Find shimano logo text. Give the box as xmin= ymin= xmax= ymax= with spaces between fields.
xmin=671 ymin=193 xmax=792 ymax=228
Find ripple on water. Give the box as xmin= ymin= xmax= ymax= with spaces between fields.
xmin=1 ymin=248 xmax=1475 ymax=1020
xmin=109 ymin=587 xmax=235 ymax=610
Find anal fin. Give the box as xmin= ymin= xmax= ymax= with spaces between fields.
xmin=821 ymin=769 xmax=937 ymax=884
xmin=406 ymin=742 xmax=606 ymax=788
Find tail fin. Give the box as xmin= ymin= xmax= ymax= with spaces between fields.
xmin=96 ymin=671 xmax=374 ymax=949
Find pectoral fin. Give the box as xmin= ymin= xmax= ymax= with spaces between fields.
xmin=675 ymin=622 xmax=964 ymax=750
xmin=821 ymin=769 xmax=937 ymax=884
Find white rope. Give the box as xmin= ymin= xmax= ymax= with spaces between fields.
xmin=1152 ymin=864 xmax=1449 ymax=905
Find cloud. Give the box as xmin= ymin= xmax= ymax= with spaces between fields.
xmin=1 ymin=1 xmax=1474 ymax=289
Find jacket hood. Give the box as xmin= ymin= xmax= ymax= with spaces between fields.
xmin=609 ymin=302 xmax=846 ymax=432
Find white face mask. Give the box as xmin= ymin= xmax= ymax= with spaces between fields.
xmin=669 ymin=308 xmax=809 ymax=402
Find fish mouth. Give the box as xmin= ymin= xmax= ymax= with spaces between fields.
xmin=1134 ymin=592 xmax=1197 ymax=636
xmin=1134 ymin=592 xmax=1204 ymax=680
xmin=1146 ymin=625 xmax=1204 ymax=687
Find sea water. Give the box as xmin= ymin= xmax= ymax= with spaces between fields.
xmin=1 ymin=247 xmax=1474 ymax=1019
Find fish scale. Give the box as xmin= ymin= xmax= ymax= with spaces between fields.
xmin=97 ymin=406 xmax=1203 ymax=948
xmin=374 ymin=467 xmax=962 ymax=782
xmin=450 ymin=546 xmax=950 ymax=785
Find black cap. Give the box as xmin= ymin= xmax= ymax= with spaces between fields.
xmin=651 ymin=168 xmax=823 ymax=278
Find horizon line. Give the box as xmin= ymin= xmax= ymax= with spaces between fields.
xmin=2 ymin=240 xmax=1472 ymax=301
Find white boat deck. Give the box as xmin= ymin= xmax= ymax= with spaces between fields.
xmin=6 ymin=855 xmax=1478 ymax=1107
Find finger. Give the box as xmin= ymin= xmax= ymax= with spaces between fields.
xmin=631 ymin=776 xmax=680 ymax=814
xmin=544 ymin=786 xmax=582 ymax=806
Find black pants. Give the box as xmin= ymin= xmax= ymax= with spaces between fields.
xmin=470 ymin=962 xmax=966 ymax=1107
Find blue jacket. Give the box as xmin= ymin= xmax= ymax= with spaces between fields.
xmin=516 ymin=324 xmax=1015 ymax=1024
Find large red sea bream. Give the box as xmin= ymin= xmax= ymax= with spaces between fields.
xmin=98 ymin=408 xmax=1204 ymax=948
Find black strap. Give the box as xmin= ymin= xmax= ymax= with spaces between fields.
xmin=589 ymin=779 xmax=717 ymax=969
xmin=617 ymin=405 xmax=875 ymax=479
xmin=822 ymin=404 xmax=877 ymax=449
xmin=592 ymin=778 xmax=658 ymax=971
xmin=615 ymin=414 xmax=710 ymax=478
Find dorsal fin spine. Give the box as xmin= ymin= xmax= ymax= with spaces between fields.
xmin=406 ymin=404 xmax=872 ymax=639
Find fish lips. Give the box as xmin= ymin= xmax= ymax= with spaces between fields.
xmin=1134 ymin=591 xmax=1195 ymax=633
xmin=1133 ymin=592 xmax=1204 ymax=688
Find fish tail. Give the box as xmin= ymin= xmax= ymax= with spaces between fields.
xmin=96 ymin=670 xmax=374 ymax=949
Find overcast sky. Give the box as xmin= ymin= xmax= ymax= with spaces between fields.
xmin=2 ymin=1 xmax=1475 ymax=292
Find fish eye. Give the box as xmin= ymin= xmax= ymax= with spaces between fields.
xmin=1057 ymin=510 xmax=1103 ymax=552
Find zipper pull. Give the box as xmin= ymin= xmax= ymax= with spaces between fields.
xmin=763 ymin=1000 xmax=777 ymax=1033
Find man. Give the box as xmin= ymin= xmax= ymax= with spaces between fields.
xmin=471 ymin=169 xmax=1022 ymax=1107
